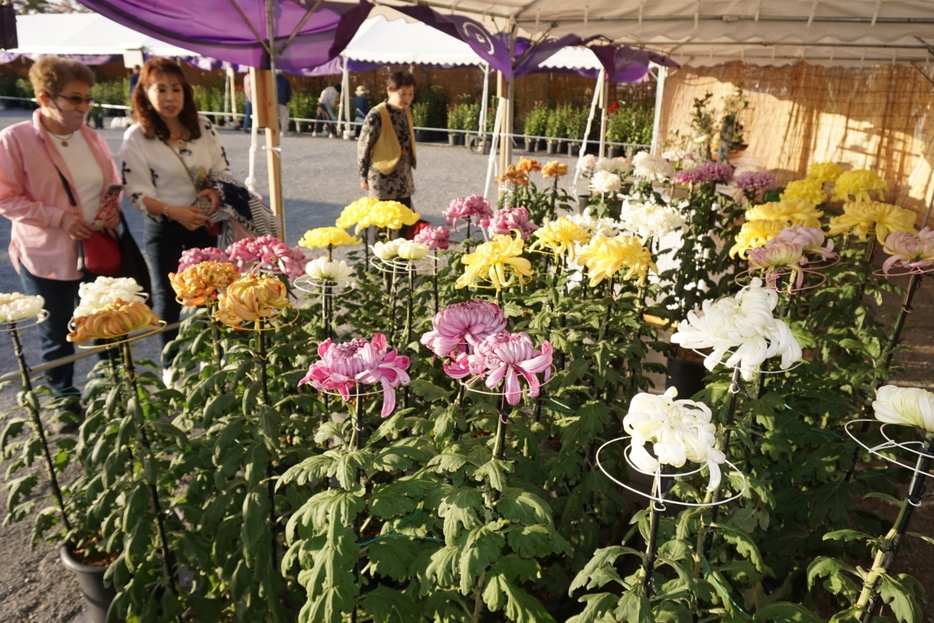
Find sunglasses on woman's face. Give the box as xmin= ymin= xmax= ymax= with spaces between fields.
xmin=52 ymin=93 xmax=95 ymax=106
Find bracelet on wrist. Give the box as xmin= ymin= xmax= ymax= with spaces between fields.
xmin=161 ymin=205 xmax=170 ymax=220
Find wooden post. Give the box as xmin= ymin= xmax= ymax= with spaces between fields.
xmin=250 ymin=67 xmax=286 ymax=240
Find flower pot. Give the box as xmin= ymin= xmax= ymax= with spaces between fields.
xmin=537 ymin=139 xmax=547 ymax=151
xmin=60 ymin=544 xmax=117 ymax=623
xmin=545 ymin=140 xmax=559 ymax=155
xmin=577 ymin=195 xmax=590 ymax=213
xmin=665 ymin=355 xmax=707 ymax=400
xmin=567 ymin=142 xmax=580 ymax=157
xmin=448 ymin=133 xmax=458 ymax=146
xmin=607 ymin=146 xmax=623 ymax=158
xmin=415 ymin=130 xmax=431 ymax=143
xmin=524 ymin=138 xmax=537 ymax=153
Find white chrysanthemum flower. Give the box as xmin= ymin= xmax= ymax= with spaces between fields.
xmin=576 ymin=154 xmax=597 ymax=178
xmin=74 ymin=277 xmax=146 ymax=318
xmin=305 ymin=257 xmax=353 ymax=281
xmin=632 ymin=152 xmax=674 ymax=181
xmin=623 ymin=387 xmax=725 ymax=491
xmin=597 ymin=157 xmax=633 ymax=175
xmin=565 ymin=208 xmax=621 ymax=238
xmin=590 ymin=170 xmax=622 ymax=195
xmin=371 ymin=239 xmax=405 ymax=261
xmin=397 ymin=240 xmax=430 ymax=260
xmin=670 ymin=278 xmax=802 ymax=381
xmin=0 ymin=293 xmax=45 ymax=322
xmin=619 ymin=194 xmax=687 ymax=242
xmin=873 ymin=385 xmax=934 ymax=433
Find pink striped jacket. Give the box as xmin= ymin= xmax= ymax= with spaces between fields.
xmin=0 ymin=109 xmax=120 ymax=281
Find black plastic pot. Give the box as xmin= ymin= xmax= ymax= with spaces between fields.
xmin=415 ymin=130 xmax=431 ymax=143
xmin=607 ymin=146 xmax=623 ymax=158
xmin=524 ymin=138 xmax=537 ymax=152
xmin=577 ymin=195 xmax=591 ymax=213
xmin=665 ymin=356 xmax=707 ymax=400
xmin=567 ymin=142 xmax=580 ymax=157
xmin=545 ymin=140 xmax=559 ymax=154
xmin=60 ymin=544 xmax=116 ymax=623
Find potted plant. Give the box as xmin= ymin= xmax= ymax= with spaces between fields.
xmin=565 ymin=106 xmax=586 ymax=156
xmin=606 ymin=107 xmax=627 ymax=157
xmin=447 ymin=103 xmax=464 ymax=146
xmin=412 ymin=102 xmax=430 ymax=142
xmin=544 ymin=106 xmax=567 ymax=154
xmin=522 ymin=106 xmax=546 ymax=152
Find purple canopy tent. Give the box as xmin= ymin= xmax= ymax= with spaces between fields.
xmin=75 ymin=0 xmax=373 ymax=234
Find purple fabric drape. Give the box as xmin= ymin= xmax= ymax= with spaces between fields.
xmin=75 ymin=0 xmax=371 ymax=70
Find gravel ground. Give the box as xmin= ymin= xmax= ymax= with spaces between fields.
xmin=0 ymin=108 xmax=930 ymax=621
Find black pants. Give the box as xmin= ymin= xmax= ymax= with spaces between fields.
xmin=314 ymin=104 xmax=337 ymax=136
xmin=143 ymin=218 xmax=216 ymax=360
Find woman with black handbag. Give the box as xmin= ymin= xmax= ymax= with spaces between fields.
xmin=0 ymin=56 xmax=121 ymax=432
xmin=119 ymin=57 xmax=227 ymax=384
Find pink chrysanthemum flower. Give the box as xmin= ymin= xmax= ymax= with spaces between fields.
xmin=420 ymin=300 xmax=507 ymax=358
xmin=178 ymin=247 xmax=231 ymax=272
xmin=414 ymin=225 xmax=452 ymax=251
xmin=735 ymin=171 xmax=775 ymax=192
xmin=486 ymin=207 xmax=538 ymax=239
xmin=444 ymin=195 xmax=493 ymax=231
xmin=226 ymin=236 xmax=307 ymax=281
xmin=674 ymin=162 xmax=734 ymax=185
xmin=299 ymin=333 xmax=410 ymax=418
xmin=773 ymin=225 xmax=836 ymax=261
xmin=882 ymin=228 xmax=934 ymax=275
xmin=460 ymin=331 xmax=553 ymax=406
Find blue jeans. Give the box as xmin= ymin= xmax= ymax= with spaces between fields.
xmin=143 ymin=217 xmax=216 ymax=359
xmin=242 ymin=100 xmax=252 ymax=131
xmin=18 ymin=265 xmax=89 ymax=399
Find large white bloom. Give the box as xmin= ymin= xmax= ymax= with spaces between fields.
xmin=74 ymin=277 xmax=146 ymax=318
xmin=623 ymin=387 xmax=725 ymax=491
xmin=873 ymin=385 xmax=934 ymax=433
xmin=305 ymin=257 xmax=353 ymax=281
xmin=670 ymin=278 xmax=802 ymax=380
xmin=619 ymin=194 xmax=687 ymax=242
xmin=632 ymin=152 xmax=674 ymax=181
xmin=576 ymin=154 xmax=597 ymax=179
xmin=597 ymin=157 xmax=633 ymax=176
xmin=397 ymin=240 xmax=430 ymax=260
xmin=590 ymin=170 xmax=622 ymax=195
xmin=371 ymin=239 xmax=405 ymax=261
xmin=565 ymin=207 xmax=621 ymax=238
xmin=0 ymin=293 xmax=45 ymax=322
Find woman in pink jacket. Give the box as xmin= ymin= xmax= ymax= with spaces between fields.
xmin=0 ymin=56 xmax=120 ymax=428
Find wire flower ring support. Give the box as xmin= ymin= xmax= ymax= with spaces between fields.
xmin=368 ymin=255 xmax=438 ymax=275
xmin=734 ymin=266 xmax=828 ymax=293
xmin=595 ymin=436 xmax=747 ymax=509
xmin=293 ymin=275 xmax=356 ymax=297
xmin=0 ymin=309 xmax=49 ymax=333
xmin=873 ymin=263 xmax=934 ymax=278
xmin=845 ymin=419 xmax=934 ymax=482
xmin=74 ymin=319 xmax=168 ymax=349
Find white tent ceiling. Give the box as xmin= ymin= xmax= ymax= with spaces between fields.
xmin=7 ymin=13 xmax=197 ymax=58
xmin=374 ymin=0 xmax=934 ymax=67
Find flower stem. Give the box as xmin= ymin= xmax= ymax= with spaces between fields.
xmin=883 ymin=272 xmax=923 ymax=369
xmin=493 ymin=400 xmax=509 ymax=461
xmin=702 ymin=365 xmax=743 ymax=559
xmin=255 ymin=321 xmax=279 ymax=571
xmin=388 ymin=264 xmax=399 ymax=345
xmin=9 ymin=325 xmax=72 ymax=532
xmin=210 ymin=314 xmax=222 ymax=371
xmin=121 ymin=340 xmax=178 ymax=596
xmin=405 ymin=262 xmax=415 ymax=348
xmin=643 ymin=466 xmax=673 ymax=595
xmin=855 ymin=432 xmax=934 ymax=622
xmin=432 ymin=258 xmax=439 ymax=316
xmin=597 ymin=276 xmax=615 ymax=343
xmin=349 ymin=384 xmax=364 ymax=453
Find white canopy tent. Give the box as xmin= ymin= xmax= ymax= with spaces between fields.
xmin=4 ymin=13 xmax=198 ymax=60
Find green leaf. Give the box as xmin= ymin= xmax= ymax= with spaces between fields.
xmin=366 ymin=537 xmax=415 ymax=582
xmin=438 ymin=487 xmax=484 ymax=539
xmin=822 ymin=529 xmax=874 ymax=544
xmin=492 ymin=554 xmax=539 ymax=584
xmin=496 ymin=487 xmax=552 ymax=527
xmin=408 ymin=379 xmax=454 ymax=402
xmin=330 ymin=449 xmax=369 ymax=490
xmin=458 ymin=521 xmax=507 ymax=594
xmin=473 ymin=458 xmax=513 ymax=491
xmin=567 ymin=593 xmax=618 ymax=623
xmin=424 ymin=545 xmax=460 ymax=591
xmin=614 ymin=586 xmax=653 ymax=623
xmin=361 ymin=585 xmax=420 ymax=623
xmin=879 ymin=572 xmax=922 ymax=623
xmin=368 ymin=477 xmax=434 ymax=519
xmin=711 ymin=523 xmax=770 ymax=574
xmin=483 ymin=573 xmax=556 ymax=623
xmin=753 ymin=602 xmax=822 ymax=622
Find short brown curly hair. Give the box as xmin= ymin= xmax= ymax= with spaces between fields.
xmin=132 ymin=57 xmax=202 ymax=142
xmin=28 ymin=56 xmax=95 ymax=97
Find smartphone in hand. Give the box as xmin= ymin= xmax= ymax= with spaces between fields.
xmin=103 ymin=183 xmax=123 ymax=203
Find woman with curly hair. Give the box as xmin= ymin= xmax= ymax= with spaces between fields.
xmin=0 ymin=56 xmax=121 ymax=429
xmin=119 ymin=57 xmax=228 ymax=363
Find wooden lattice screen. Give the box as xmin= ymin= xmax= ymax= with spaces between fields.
xmin=658 ymin=61 xmax=934 ymax=226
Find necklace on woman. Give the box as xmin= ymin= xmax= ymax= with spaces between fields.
xmin=55 ymin=131 xmax=75 ymax=147
xmin=167 ymin=131 xmax=187 ymax=150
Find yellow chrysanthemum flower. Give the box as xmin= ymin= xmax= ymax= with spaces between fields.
xmin=807 ymin=162 xmax=844 ymax=184
xmin=745 ymin=199 xmax=823 ymax=229
xmin=729 ymin=219 xmax=788 ymax=259
xmin=335 ymin=197 xmax=379 ymax=230
xmin=542 ymin=161 xmax=568 ymax=178
xmin=832 ymin=169 xmax=888 ymax=202
xmin=827 ymin=201 xmax=917 ymax=243
xmin=298 ymin=227 xmax=361 ymax=250
xmin=351 ymin=201 xmax=421 ymax=234
xmin=576 ymin=235 xmax=657 ymax=287
xmin=528 ymin=217 xmax=591 ymax=259
xmin=516 ymin=157 xmax=542 ymax=173
xmin=169 ymin=261 xmax=240 ymax=307
xmin=214 ymin=274 xmax=291 ymax=327
xmin=780 ymin=178 xmax=827 ymax=205
xmin=67 ymin=300 xmax=160 ymax=343
xmin=455 ymin=234 xmax=533 ymax=290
